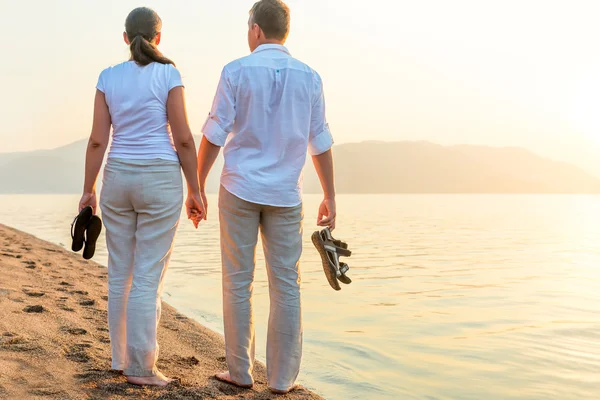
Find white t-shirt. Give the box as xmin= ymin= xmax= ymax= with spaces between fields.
xmin=96 ymin=61 xmax=183 ymax=162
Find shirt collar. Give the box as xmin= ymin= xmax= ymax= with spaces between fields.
xmin=252 ymin=44 xmax=291 ymax=55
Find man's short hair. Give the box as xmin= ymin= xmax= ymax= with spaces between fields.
xmin=250 ymin=0 xmax=290 ymax=41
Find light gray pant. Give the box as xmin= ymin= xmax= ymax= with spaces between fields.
xmin=219 ymin=186 xmax=304 ymax=391
xmin=99 ymin=158 xmax=183 ymax=377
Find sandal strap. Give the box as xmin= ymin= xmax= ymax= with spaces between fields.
xmin=323 ymin=242 xmax=351 ymax=257
xmin=335 ymin=247 xmax=352 ymax=257
xmin=321 ymin=229 xmax=352 ymax=256
xmin=333 ymin=239 xmax=348 ymax=249
xmin=339 ymin=263 xmax=350 ymax=274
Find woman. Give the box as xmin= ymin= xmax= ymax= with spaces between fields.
xmin=78 ymin=7 xmax=205 ymax=386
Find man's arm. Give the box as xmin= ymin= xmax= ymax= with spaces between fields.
xmin=312 ymin=149 xmax=336 ymax=230
xmin=197 ymin=136 xmax=221 ymax=194
xmin=198 ymin=66 xmax=236 ymax=217
xmin=309 ymin=72 xmax=336 ymax=229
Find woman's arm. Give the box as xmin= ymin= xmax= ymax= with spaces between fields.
xmin=167 ymin=86 xmax=205 ymax=226
xmin=79 ymin=89 xmax=111 ymax=213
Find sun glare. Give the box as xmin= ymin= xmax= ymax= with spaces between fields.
xmin=571 ymin=74 xmax=600 ymax=143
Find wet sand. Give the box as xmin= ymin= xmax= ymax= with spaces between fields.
xmin=0 ymin=224 xmax=322 ymax=400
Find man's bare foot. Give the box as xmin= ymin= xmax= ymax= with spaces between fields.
xmin=270 ymin=384 xmax=302 ymax=395
xmin=214 ymin=371 xmax=253 ymax=388
xmin=127 ymin=371 xmax=173 ymax=387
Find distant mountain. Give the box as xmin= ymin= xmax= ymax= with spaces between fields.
xmin=1 ymin=139 xmax=599 ymax=194
xmin=0 ymin=136 xmax=223 ymax=195
xmin=303 ymin=141 xmax=600 ymax=193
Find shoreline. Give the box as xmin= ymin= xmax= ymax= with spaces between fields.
xmin=0 ymin=224 xmax=322 ymax=400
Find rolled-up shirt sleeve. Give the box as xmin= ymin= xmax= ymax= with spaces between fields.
xmin=308 ymin=72 xmax=334 ymax=156
xmin=201 ymin=67 xmax=236 ymax=147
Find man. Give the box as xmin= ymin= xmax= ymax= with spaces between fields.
xmin=197 ymin=0 xmax=336 ymax=394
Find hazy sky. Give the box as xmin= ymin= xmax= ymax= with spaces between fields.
xmin=1 ymin=0 xmax=599 ymax=174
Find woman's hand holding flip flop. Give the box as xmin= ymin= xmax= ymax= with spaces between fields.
xmin=79 ymin=191 xmax=98 ymax=214
xmin=186 ymin=191 xmax=206 ymax=228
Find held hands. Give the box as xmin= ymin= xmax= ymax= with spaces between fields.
xmin=79 ymin=192 xmax=98 ymax=214
xmin=317 ymin=197 xmax=336 ymax=231
xmin=186 ymin=190 xmax=207 ymax=229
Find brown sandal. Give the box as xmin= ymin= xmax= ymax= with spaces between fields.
xmin=311 ymin=228 xmax=353 ymax=291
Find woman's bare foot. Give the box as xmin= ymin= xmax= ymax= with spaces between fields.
xmin=127 ymin=371 xmax=173 ymax=387
xmin=214 ymin=371 xmax=253 ymax=388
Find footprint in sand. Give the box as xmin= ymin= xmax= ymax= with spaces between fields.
xmin=216 ymin=383 xmax=241 ymax=396
xmin=59 ymin=282 xmax=73 ymax=287
xmin=101 ymin=296 xmax=109 ymax=301
xmin=98 ymin=336 xmax=111 ymax=344
xmin=61 ymin=327 xmax=88 ymax=336
xmin=72 ymin=290 xmax=89 ymax=296
xmin=93 ymin=309 xmax=108 ymax=317
xmin=162 ymin=324 xmax=179 ymax=332
xmin=42 ymin=262 xmax=52 ymax=267
xmin=23 ymin=305 xmax=45 ymax=313
xmin=174 ymin=355 xmax=200 ymax=367
xmin=64 ymin=344 xmax=92 ymax=363
xmin=28 ymin=388 xmax=66 ymax=397
xmin=74 ymin=369 xmax=119 ymax=383
xmin=95 ymin=382 xmax=134 ymax=395
xmin=80 ymin=299 xmax=96 ymax=307
xmin=21 ymin=261 xmax=37 ymax=269
xmin=97 ymin=327 xmax=109 ymax=333
xmin=0 ymin=335 xmax=40 ymax=352
xmin=23 ymin=290 xmax=45 ymax=298
xmin=1 ymin=252 xmax=23 ymax=259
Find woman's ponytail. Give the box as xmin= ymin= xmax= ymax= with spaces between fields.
xmin=125 ymin=8 xmax=175 ymax=67
xmin=129 ymin=34 xmax=174 ymax=66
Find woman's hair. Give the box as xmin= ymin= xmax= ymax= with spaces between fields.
xmin=125 ymin=7 xmax=175 ymax=66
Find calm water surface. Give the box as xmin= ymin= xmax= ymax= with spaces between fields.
xmin=0 ymin=194 xmax=599 ymax=400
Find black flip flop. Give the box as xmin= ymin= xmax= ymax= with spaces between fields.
xmin=83 ymin=215 xmax=103 ymax=260
xmin=311 ymin=228 xmax=353 ymax=291
xmin=71 ymin=206 xmax=93 ymax=252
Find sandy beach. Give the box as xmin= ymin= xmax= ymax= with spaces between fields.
xmin=0 ymin=224 xmax=322 ymax=400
